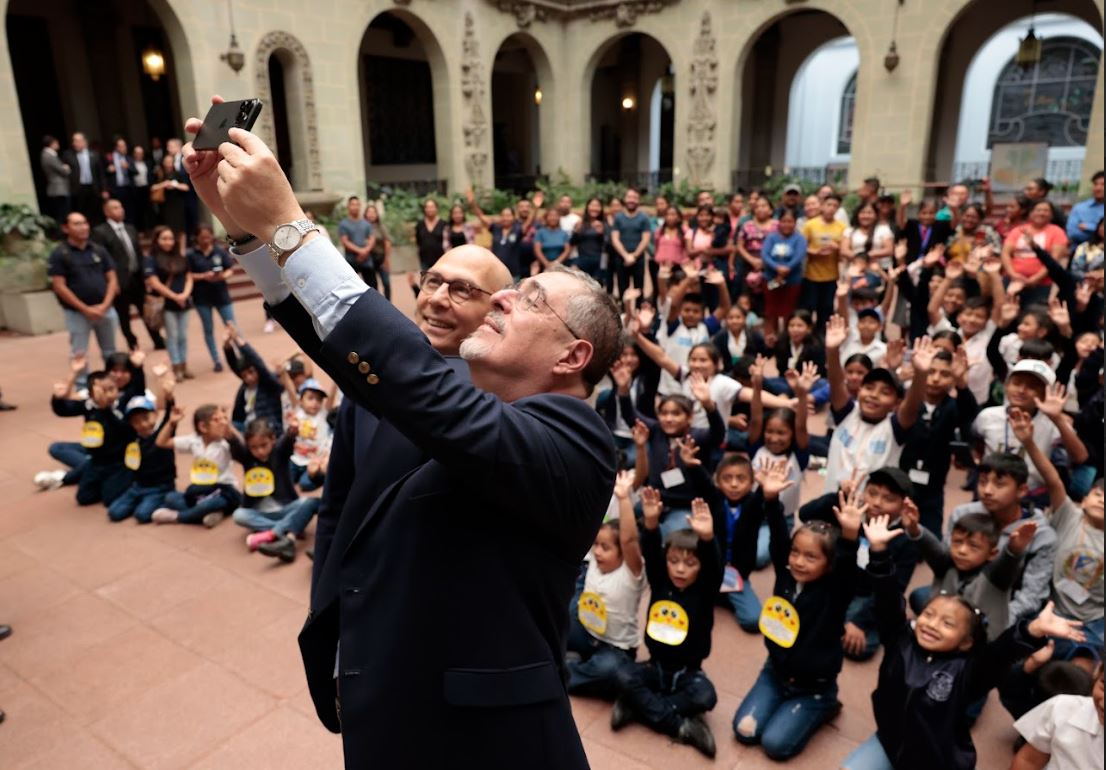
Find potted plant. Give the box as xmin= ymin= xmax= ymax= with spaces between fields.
xmin=0 ymin=203 xmax=55 ymax=294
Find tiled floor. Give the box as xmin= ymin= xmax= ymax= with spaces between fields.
xmin=0 ymin=291 xmax=1020 ymax=769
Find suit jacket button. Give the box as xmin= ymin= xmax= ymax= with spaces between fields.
xmin=347 ymin=352 xmax=359 ymax=365
xmin=366 ymin=374 xmax=380 ymax=385
xmin=358 ymin=362 xmax=370 ymax=374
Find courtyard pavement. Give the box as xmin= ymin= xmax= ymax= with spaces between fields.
xmin=0 ymin=290 xmax=1018 ymax=769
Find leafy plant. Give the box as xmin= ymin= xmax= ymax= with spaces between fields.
xmin=0 ymin=203 xmax=55 ymax=241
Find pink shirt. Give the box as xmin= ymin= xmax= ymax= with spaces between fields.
xmin=654 ymin=225 xmax=689 ymax=265
xmin=1005 ymin=223 xmax=1067 ymax=284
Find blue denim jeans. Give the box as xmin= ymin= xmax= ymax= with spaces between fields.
xmin=725 ymin=578 xmax=763 ymax=633
xmin=48 ymin=441 xmax=90 ymax=485
xmin=231 ymin=497 xmax=320 ymax=537
xmin=762 ymin=376 xmax=830 ymax=407
xmin=194 ymin=303 xmax=236 ymax=366
xmin=108 ymin=483 xmax=172 ymax=523
xmin=841 ymin=733 xmax=893 ymax=770
xmin=289 ymin=459 xmax=323 ymax=492
xmin=63 ymin=307 xmax=119 ymax=386
xmin=76 ymin=463 xmax=132 ymax=507
xmin=615 ymin=661 xmax=717 ymax=737
xmin=164 ymin=483 xmax=240 ymax=524
xmin=733 ymin=660 xmax=840 ymax=760
xmin=565 ymin=614 xmax=635 ymax=699
xmin=163 ymin=309 xmax=190 ymax=366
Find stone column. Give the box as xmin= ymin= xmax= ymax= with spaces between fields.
xmin=458 ymin=11 xmax=493 ymax=192
xmin=0 ymin=28 xmax=37 ymax=205
xmin=1082 ymin=57 xmax=1104 ymax=196
xmin=685 ymin=11 xmax=721 ymax=191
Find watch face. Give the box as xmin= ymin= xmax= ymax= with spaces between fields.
xmin=273 ymin=224 xmax=300 ymax=251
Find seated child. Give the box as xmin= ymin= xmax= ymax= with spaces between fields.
xmin=748 ymin=356 xmax=814 ymax=526
xmin=223 ymin=326 xmax=284 ymax=433
xmin=732 ymin=460 xmax=859 ymax=760
xmin=151 ymin=404 xmax=241 ymax=527
xmin=290 ymin=378 xmax=333 ymax=491
xmin=41 ymin=358 xmax=133 ymax=506
xmin=611 ymin=497 xmax=722 ymax=758
xmin=229 ymin=418 xmax=321 ymax=563
xmin=105 ymin=350 xmax=150 ymax=405
xmin=107 ymin=371 xmax=178 ymax=523
xmin=903 ymin=504 xmax=1036 ymax=640
xmin=993 ymin=304 xmax=1053 ymax=373
xmin=566 ymin=470 xmax=645 ymax=698
xmin=1011 ymin=662 xmax=1103 ymax=770
xmin=841 ymin=515 xmax=1085 ymax=770
xmin=840 ymin=308 xmax=888 ymax=365
xmin=706 ymin=454 xmax=764 ymax=632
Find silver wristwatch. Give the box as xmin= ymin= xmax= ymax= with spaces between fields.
xmin=268 ymin=219 xmax=320 ymax=266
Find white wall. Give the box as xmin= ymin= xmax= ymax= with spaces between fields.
xmin=785 ymin=37 xmax=857 ymax=170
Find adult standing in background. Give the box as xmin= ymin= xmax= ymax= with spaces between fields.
xmin=1067 ymin=170 xmax=1104 ymax=247
xmin=364 ymin=203 xmax=392 ymax=300
xmin=338 ymin=196 xmax=376 ymax=287
xmin=412 ymin=198 xmax=445 ymax=297
xmin=153 ymin=154 xmax=190 ymax=256
xmin=610 ymin=187 xmax=652 ymax=298
xmin=104 ymin=137 xmax=137 ymax=224
xmin=188 ymin=223 xmax=238 ymax=372
xmin=91 ymin=198 xmax=162 ymax=352
xmin=40 ymin=135 xmax=71 ymax=223
xmin=63 ymin=132 xmax=107 ymax=223
xmin=130 ymin=146 xmax=153 ymax=232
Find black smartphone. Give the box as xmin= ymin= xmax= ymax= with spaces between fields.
xmin=193 ymin=99 xmax=263 ymax=150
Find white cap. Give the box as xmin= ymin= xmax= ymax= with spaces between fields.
xmin=1008 ymin=358 xmax=1056 ymax=387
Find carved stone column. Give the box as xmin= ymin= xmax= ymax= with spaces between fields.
xmin=686 ymin=11 xmax=718 ymax=190
xmin=460 ymin=12 xmax=492 ymax=188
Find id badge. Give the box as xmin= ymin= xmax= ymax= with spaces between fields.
xmin=124 ymin=441 xmax=141 ymax=471
xmin=1055 ymin=577 xmax=1091 ymax=606
xmin=81 ymin=421 xmax=105 ymax=449
xmin=660 ymin=467 xmax=686 ymax=489
xmin=908 ymin=468 xmax=931 ymax=486
xmin=190 ymin=458 xmax=219 ymax=485
xmin=759 ymin=596 xmax=800 ymax=648
xmin=719 ymin=565 xmax=744 ymax=593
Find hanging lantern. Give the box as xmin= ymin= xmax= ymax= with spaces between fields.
xmin=534 ymin=87 xmax=543 ymax=105
xmin=142 ymin=45 xmax=166 ymax=81
xmin=1016 ymin=27 xmax=1042 ymax=69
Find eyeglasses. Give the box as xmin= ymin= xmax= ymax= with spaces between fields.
xmin=513 ymin=279 xmax=581 ymax=340
xmin=419 ymin=271 xmax=491 ymax=305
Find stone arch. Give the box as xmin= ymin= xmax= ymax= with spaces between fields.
xmin=489 ymin=30 xmax=555 ymax=190
xmin=255 ymin=30 xmax=321 ymax=191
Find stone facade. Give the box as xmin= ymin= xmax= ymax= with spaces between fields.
xmin=0 ymin=0 xmax=1102 ymax=207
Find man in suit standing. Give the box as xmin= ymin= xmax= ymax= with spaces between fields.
xmin=167 ymin=137 xmax=199 ymax=237
xmin=183 ymin=116 xmax=622 ymax=769
xmin=104 ymin=138 xmax=137 ymax=225
xmin=40 ymin=135 xmax=71 ymax=223
xmin=63 ymin=132 xmax=107 ymax=224
xmin=91 ymin=199 xmax=164 ymax=351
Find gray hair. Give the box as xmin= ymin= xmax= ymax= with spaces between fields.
xmin=549 ymin=265 xmax=623 ymax=394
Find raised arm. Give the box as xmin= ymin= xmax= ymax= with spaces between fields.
xmin=746 ymin=354 xmax=767 ymax=444
xmin=824 ymin=314 xmax=850 ymax=412
xmin=897 ymin=335 xmax=936 ymax=431
xmin=633 ymin=329 xmax=680 ymax=377
xmin=155 ymin=403 xmax=184 ymax=448
xmin=1009 ymin=407 xmax=1070 ymax=512
xmin=612 ymin=470 xmax=643 ymax=577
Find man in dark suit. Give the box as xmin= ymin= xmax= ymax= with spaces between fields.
xmin=104 ymin=137 xmax=138 ymax=225
xmin=91 ymin=198 xmax=163 ymax=351
xmin=182 ymin=119 xmax=623 ymax=769
xmin=62 ymin=132 xmax=107 ymax=224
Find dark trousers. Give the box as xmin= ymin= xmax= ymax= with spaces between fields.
xmin=616 ymin=258 xmax=646 ymax=298
xmin=800 ymin=278 xmax=836 ymax=332
xmin=74 ymin=185 xmax=103 ymax=224
xmin=615 ymin=661 xmax=717 ymax=736
xmin=566 ymin=614 xmax=635 ymax=699
xmin=46 ymin=195 xmax=70 ymax=224
xmin=114 ymin=278 xmax=164 ymax=350
xmin=77 ymin=462 xmax=133 ymax=507
xmin=164 ymin=483 xmax=241 ymax=524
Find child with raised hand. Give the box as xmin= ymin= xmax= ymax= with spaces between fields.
xmin=611 ymin=496 xmax=722 ymax=759
xmin=566 ymin=470 xmax=645 ymax=698
xmin=228 ymin=417 xmax=320 ymax=563
xmin=39 ymin=355 xmax=134 ymax=505
xmin=748 ymin=356 xmax=814 ymax=523
xmin=107 ymin=367 xmax=178 ymax=523
xmin=1011 ymin=407 xmax=1105 ymax=652
xmin=731 ymin=462 xmax=860 ymax=760
xmin=902 ymin=494 xmax=1036 ymax=639
xmin=289 ymin=377 xmax=334 ymax=491
xmin=841 ymin=515 xmax=1085 ymax=770
xmin=223 ymin=324 xmax=284 ymax=433
xmin=1012 ymin=661 xmax=1104 ymax=770
xmin=708 ymin=453 xmax=767 ymax=632
xmin=151 ymin=403 xmax=241 ymax=527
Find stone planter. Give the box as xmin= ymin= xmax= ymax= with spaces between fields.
xmin=0 ymin=256 xmax=49 ymax=294
xmin=0 ymin=289 xmax=64 ymax=335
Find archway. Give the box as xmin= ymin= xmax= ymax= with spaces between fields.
xmin=587 ymin=33 xmax=674 ymax=190
xmin=925 ymin=0 xmax=1102 ymax=192
xmin=357 ymin=10 xmax=447 ymax=193
xmin=491 ymin=33 xmax=551 ymax=194
xmin=733 ymin=9 xmax=851 ymax=190
xmin=785 ymin=37 xmax=857 ymax=181
xmin=255 ymin=31 xmax=322 ymax=192
xmin=5 ymin=0 xmax=191 ymax=216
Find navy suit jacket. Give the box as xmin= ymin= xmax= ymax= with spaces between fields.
xmin=274 ymin=290 xmax=614 ymax=768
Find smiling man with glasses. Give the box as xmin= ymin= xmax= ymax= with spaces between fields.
xmin=181 ymin=97 xmax=623 ymax=770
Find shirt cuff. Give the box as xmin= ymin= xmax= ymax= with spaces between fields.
xmin=283 ymin=235 xmax=367 ymax=339
xmin=233 ymin=243 xmax=290 ymax=306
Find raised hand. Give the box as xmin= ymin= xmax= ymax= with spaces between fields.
xmin=168 ymin=404 xmax=185 ymax=424
xmin=824 ymin=314 xmax=848 ymax=351
xmin=1000 ymin=295 xmax=1021 ymax=326
xmin=1034 ymin=383 xmax=1067 ymax=421
xmin=783 ymin=368 xmax=799 ymax=394
xmin=898 ymin=189 xmax=913 ymax=207
xmin=129 ymin=349 xmax=146 ymax=368
xmin=749 ymin=353 xmax=767 ymax=389
xmin=676 ymin=435 xmax=702 ymax=468
xmin=911 ymin=335 xmax=937 ymax=375
xmin=703 ymin=266 xmax=725 ymax=286
xmin=1007 ymin=406 xmax=1035 ymax=444
xmin=1006 ymin=279 xmax=1025 ymax=298
xmin=1075 ymin=281 xmax=1093 ymax=312
xmin=835 ymin=276 xmax=850 ymax=299
xmin=950 ymin=345 xmax=970 ymax=385
xmin=944 ymin=260 xmax=965 ymax=280
xmin=1024 ymin=639 xmax=1055 ymax=674
xmin=894 ymin=239 xmax=908 ymax=265
xmin=963 ymin=248 xmax=983 ymax=276
xmin=1027 ymin=601 xmax=1086 ymax=642
xmin=641 ymin=486 xmax=663 ymax=529
xmin=1007 ymin=520 xmax=1038 ymax=555
xmin=612 ymin=469 xmax=635 ymax=500
xmin=982 ymin=251 xmax=1004 ymax=274
xmin=754 ymin=458 xmax=794 ymax=500
xmin=796 ymin=360 xmax=820 ymax=393
xmin=622 ymin=287 xmax=642 ymax=305
xmin=862 ymin=514 xmax=904 ymax=552
xmin=631 ymin=419 xmax=650 ymax=448
xmin=52 ymin=381 xmax=70 ymax=399
xmin=1047 ymin=298 xmax=1071 ymax=332
xmin=636 ymin=303 xmax=656 ymax=332
xmin=688 ymin=372 xmax=713 ymax=406
xmin=833 ymin=477 xmax=867 ymax=540
xmin=686 ymin=497 xmax=714 ymax=541
xmin=900 ymin=496 xmax=921 ymax=537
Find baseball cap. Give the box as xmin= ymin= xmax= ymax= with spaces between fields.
xmin=862 ymin=367 xmax=904 ymax=397
xmin=124 ymin=395 xmax=157 ymax=416
xmin=297 ymin=377 xmax=327 ymax=397
xmin=867 ymin=467 xmax=915 ymax=499
xmin=1007 ymin=358 xmax=1056 ymax=388
xmin=783 ymin=183 xmax=802 ymax=194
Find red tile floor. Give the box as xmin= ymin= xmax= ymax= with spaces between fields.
xmin=0 ymin=292 xmax=1019 ymax=768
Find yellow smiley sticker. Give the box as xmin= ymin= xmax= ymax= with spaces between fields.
xmin=81 ymin=421 xmax=105 ymax=448
xmin=124 ymin=441 xmax=141 ymax=470
xmin=299 ymin=418 xmax=317 ymax=440
xmin=190 ymin=458 xmax=219 ymax=485
xmin=244 ymin=467 xmax=276 ymax=498
xmin=759 ymin=596 xmax=800 ymax=648
xmin=578 ymin=591 xmax=608 ymax=636
xmin=646 ymin=600 xmax=689 ymax=646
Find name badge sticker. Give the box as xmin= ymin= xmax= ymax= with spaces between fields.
xmin=759 ymin=596 xmax=800 ymax=648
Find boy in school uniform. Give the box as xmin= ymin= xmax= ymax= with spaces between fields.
xmin=151 ymin=404 xmax=241 ymax=527
xmin=223 ymin=325 xmax=284 ymax=433
xmin=107 ymin=370 xmax=178 ymax=522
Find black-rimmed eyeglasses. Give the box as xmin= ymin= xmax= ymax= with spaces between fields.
xmin=419 ymin=271 xmax=492 ymax=305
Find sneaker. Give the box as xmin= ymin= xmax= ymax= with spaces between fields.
xmin=258 ymin=535 xmax=296 ymax=563
xmin=151 ymin=508 xmax=178 ymax=524
xmin=202 ymin=512 xmax=225 ymax=528
xmin=263 ymin=319 xmax=276 ymax=334
xmin=677 ymin=715 xmax=716 ymax=759
xmin=610 ymin=697 xmax=634 ymax=732
xmin=246 ymin=530 xmax=278 ymax=551
xmin=34 ymin=470 xmax=66 ymax=490
xmin=214 ymin=362 xmax=224 ymax=373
